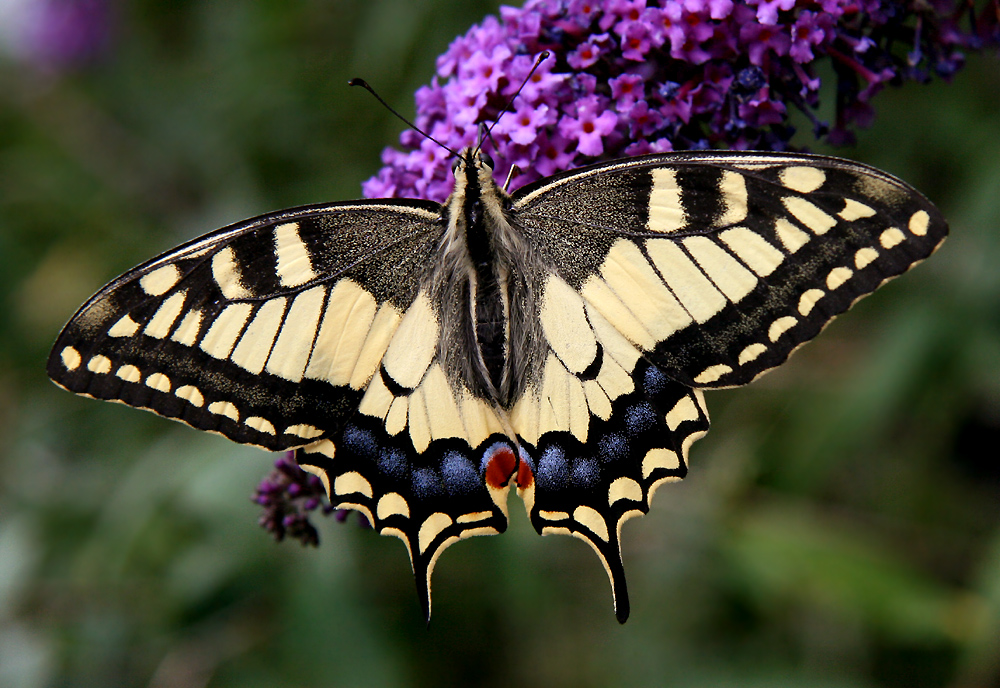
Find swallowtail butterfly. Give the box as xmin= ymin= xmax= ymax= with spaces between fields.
xmin=49 ymin=148 xmax=946 ymax=622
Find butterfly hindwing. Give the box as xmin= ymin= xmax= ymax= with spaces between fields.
xmin=294 ymin=284 xmax=519 ymax=618
xmin=296 ymin=419 xmax=516 ymax=620
xmin=508 ymin=268 xmax=711 ymax=621
xmin=513 ymin=152 xmax=948 ymax=389
xmin=515 ymin=358 xmax=709 ymax=623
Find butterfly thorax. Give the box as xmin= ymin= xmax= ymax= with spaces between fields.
xmin=436 ymin=149 xmax=539 ymax=409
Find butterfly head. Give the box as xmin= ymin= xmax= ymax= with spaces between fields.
xmin=451 ymin=147 xmax=496 ymax=185
xmin=447 ymin=147 xmax=509 ymax=220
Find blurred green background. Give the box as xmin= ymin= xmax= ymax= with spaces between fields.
xmin=1 ymin=2 xmax=999 ymax=687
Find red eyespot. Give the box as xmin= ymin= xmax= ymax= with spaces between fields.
xmin=484 ymin=445 xmax=517 ymax=489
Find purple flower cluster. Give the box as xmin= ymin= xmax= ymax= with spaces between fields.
xmin=362 ymin=0 xmax=1000 ymax=202
xmin=254 ymin=453 xmax=365 ymax=546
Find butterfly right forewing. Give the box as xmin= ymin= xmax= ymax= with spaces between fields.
xmin=512 ymin=151 xmax=948 ymax=389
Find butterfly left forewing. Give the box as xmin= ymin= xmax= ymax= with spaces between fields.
xmin=49 ymin=200 xmax=445 ymax=450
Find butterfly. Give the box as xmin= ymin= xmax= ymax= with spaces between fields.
xmin=48 ymin=147 xmax=947 ymax=622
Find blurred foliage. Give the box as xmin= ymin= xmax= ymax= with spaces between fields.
xmin=1 ymin=1 xmax=999 ymax=687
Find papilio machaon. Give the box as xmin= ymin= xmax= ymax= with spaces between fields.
xmin=48 ymin=147 xmax=947 ymax=622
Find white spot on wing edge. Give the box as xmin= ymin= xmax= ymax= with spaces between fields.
xmin=418 ymin=512 xmax=453 ymax=553
xmin=88 ymin=355 xmax=112 ymax=374
xmin=880 ymin=227 xmax=905 ymax=249
xmin=738 ymin=343 xmax=767 ymax=365
xmin=108 ymin=315 xmax=140 ymax=338
xmin=826 ymin=266 xmax=853 ymax=290
xmin=140 ymin=264 xmax=181 ymax=296
xmin=145 ymin=372 xmax=171 ymax=393
xmin=456 ymin=511 xmax=493 ymax=524
xmin=798 ymin=289 xmax=825 ymax=316
xmin=768 ymin=316 xmax=798 ymax=342
xmin=175 ymin=385 xmax=204 ymax=407
xmin=666 ymin=395 xmax=699 ymax=431
xmin=334 ymin=471 xmax=373 ymax=498
xmin=694 ymin=364 xmax=732 ymax=384
xmin=274 ymin=222 xmax=317 ymax=288
xmin=61 ymin=347 xmax=81 ymax=370
xmin=115 ymin=364 xmax=141 ymax=383
xmin=302 ymin=439 xmax=335 ymax=458
xmin=854 ymin=247 xmax=879 ymax=269
xmin=540 ymin=510 xmax=570 ymax=521
xmin=573 ymin=505 xmax=609 ymax=541
xmin=299 ymin=463 xmax=331 ymax=498
xmin=909 ymin=210 xmax=930 ymax=236
xmin=244 ymin=416 xmax=276 ymax=435
xmin=207 ymin=401 xmax=239 ymax=421
xmin=779 ymin=166 xmax=826 ymax=193
xmin=608 ymin=477 xmax=642 ymax=506
xmin=642 ymin=447 xmax=680 ymax=478
xmin=377 ymin=492 xmax=410 ymax=520
xmin=284 ymin=423 xmax=323 ymax=439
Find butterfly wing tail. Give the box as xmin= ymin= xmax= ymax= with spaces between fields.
xmin=515 ymin=359 xmax=709 ymax=622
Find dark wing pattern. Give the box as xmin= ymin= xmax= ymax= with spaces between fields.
xmin=514 ymin=151 xmax=948 ymax=389
xmin=507 ymin=151 xmax=946 ymax=621
xmin=49 ymin=200 xmax=441 ymax=449
xmin=48 ymin=199 xmax=518 ymax=617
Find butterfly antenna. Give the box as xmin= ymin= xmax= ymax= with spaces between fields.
xmin=476 ymin=50 xmax=551 ymax=155
xmin=349 ymin=78 xmax=458 ymax=157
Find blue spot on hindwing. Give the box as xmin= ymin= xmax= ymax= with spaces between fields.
xmin=342 ymin=424 xmax=379 ymax=460
xmin=643 ymin=364 xmax=670 ymax=399
xmin=625 ymin=402 xmax=658 ymax=434
xmin=441 ymin=451 xmax=480 ymax=495
xmin=571 ymin=457 xmax=600 ymax=488
xmin=597 ymin=432 xmax=629 ymax=463
xmin=537 ymin=443 xmax=568 ymax=491
xmin=413 ymin=468 xmax=444 ymax=499
xmin=377 ymin=446 xmax=407 ymax=479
